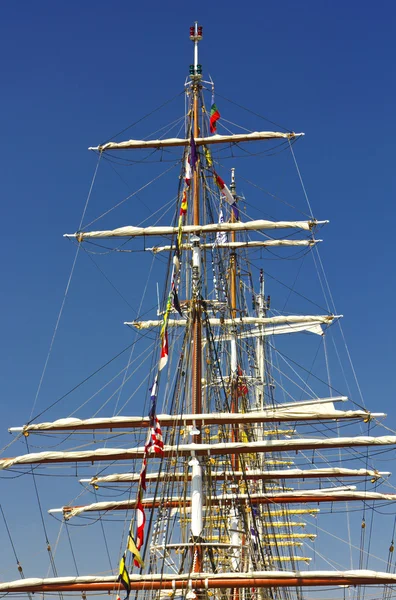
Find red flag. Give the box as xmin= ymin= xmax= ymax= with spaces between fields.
xmin=214 ymin=172 xmax=235 ymax=206
xmin=237 ymin=366 xmax=248 ymax=397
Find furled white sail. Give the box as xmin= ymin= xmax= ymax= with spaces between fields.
xmin=64 ymin=219 xmax=327 ymax=241
xmin=217 ymin=322 xmax=326 ymax=338
xmin=127 ymin=314 xmax=341 ymax=329
xmin=88 ymin=131 xmax=304 ymax=152
xmin=10 ymin=404 xmax=379 ymax=434
xmin=2 ymin=436 xmax=396 ymax=469
xmin=82 ymin=467 xmax=388 ymax=486
xmin=146 ymin=239 xmax=322 ymax=253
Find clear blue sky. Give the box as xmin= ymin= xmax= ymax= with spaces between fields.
xmin=0 ymin=0 xmax=396 ymax=585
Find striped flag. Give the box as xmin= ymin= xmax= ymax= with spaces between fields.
xmin=128 ymin=531 xmax=144 ymax=568
xmin=117 ymin=553 xmax=131 ymax=600
xmin=148 ymin=376 xmax=164 ymax=456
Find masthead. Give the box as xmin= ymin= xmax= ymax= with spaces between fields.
xmin=189 ymin=22 xmax=203 ymax=79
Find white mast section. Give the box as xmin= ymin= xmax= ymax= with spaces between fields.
xmin=190 ymin=456 xmax=203 ymax=537
xmin=2 ymin=436 xmax=396 ymax=469
xmin=64 ymin=219 xmax=327 ymax=241
xmin=88 ymin=131 xmax=304 ymax=153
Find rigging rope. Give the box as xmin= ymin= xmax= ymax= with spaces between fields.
xmin=24 ymin=438 xmax=64 ymax=600
xmin=28 ymin=154 xmax=102 ymax=422
xmin=0 ymin=505 xmax=33 ymax=600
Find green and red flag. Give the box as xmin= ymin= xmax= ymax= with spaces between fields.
xmin=210 ymin=103 xmax=220 ymax=133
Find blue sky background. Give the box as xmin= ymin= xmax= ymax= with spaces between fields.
xmin=0 ymin=0 xmax=396 ymax=587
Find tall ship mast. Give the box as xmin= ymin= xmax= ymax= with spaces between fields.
xmin=2 ymin=22 xmax=396 ymax=600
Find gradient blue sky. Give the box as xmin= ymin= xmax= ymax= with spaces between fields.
xmin=0 ymin=0 xmax=396 ymax=584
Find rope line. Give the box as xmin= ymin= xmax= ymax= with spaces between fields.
xmin=29 ymin=155 xmax=102 ymax=422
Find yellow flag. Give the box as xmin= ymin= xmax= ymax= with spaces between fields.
xmin=204 ymin=145 xmax=213 ymax=167
xmin=160 ymin=293 xmax=172 ymax=340
xmin=117 ymin=553 xmax=131 ymax=598
xmin=128 ymin=532 xmax=145 ymax=568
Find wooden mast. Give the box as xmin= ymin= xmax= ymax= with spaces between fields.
xmin=190 ymin=21 xmax=203 ymax=587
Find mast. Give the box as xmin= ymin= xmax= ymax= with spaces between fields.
xmin=190 ymin=20 xmax=203 ymax=585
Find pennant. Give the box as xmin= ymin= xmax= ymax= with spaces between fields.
xmin=159 ymin=331 xmax=169 ymax=371
xmin=204 ymin=145 xmax=213 ymax=167
xmin=216 ymin=209 xmax=227 ymax=245
xmin=214 ymin=172 xmax=234 ymax=205
xmin=209 ymin=103 xmax=221 ymax=133
xmin=190 ymin=132 xmax=198 ymax=172
xmin=128 ymin=531 xmax=145 ymax=568
xmin=117 ymin=553 xmax=131 ymax=600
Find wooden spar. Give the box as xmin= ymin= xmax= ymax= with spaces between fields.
xmin=5 ymin=571 xmax=396 ymax=593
